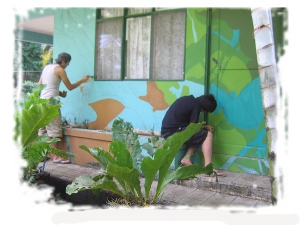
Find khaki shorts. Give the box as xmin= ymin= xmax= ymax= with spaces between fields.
xmin=38 ymin=110 xmax=62 ymax=137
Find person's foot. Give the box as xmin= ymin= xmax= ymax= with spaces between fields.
xmin=181 ymin=154 xmax=193 ymax=166
xmin=40 ymin=156 xmax=50 ymax=162
xmin=205 ymin=170 xmax=226 ymax=177
xmin=53 ymin=159 xmax=71 ymax=164
xmin=181 ymin=159 xmax=192 ymax=166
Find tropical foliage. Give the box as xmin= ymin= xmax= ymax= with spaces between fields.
xmin=66 ymin=118 xmax=216 ymax=206
xmin=22 ymin=80 xmax=39 ymax=94
xmin=14 ymin=85 xmax=72 ymax=183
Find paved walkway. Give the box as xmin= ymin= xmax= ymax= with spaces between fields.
xmin=39 ymin=161 xmax=272 ymax=208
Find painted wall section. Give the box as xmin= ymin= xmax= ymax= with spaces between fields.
xmin=54 ymin=8 xmax=268 ymax=175
xmin=55 ymin=8 xmax=206 ymax=132
xmin=208 ymin=9 xmax=268 ymax=175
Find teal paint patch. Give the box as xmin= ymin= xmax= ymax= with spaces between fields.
xmin=187 ymin=9 xmax=197 ymax=43
xmin=219 ymin=155 xmax=269 ymax=175
xmin=168 ymin=81 xmax=205 ymax=99
xmin=237 ymin=128 xmax=267 ymax=158
xmin=210 ymin=77 xmax=264 ymax=130
xmin=211 ymin=29 xmax=240 ymax=48
xmin=233 ymin=163 xmax=260 ymax=175
xmin=220 ymin=156 xmax=235 ymax=170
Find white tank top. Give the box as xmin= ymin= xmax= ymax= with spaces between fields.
xmin=40 ymin=64 xmax=61 ymax=99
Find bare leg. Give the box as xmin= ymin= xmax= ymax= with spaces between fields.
xmin=181 ymin=131 xmax=213 ymax=167
xmin=202 ymin=131 xmax=225 ymax=176
xmin=181 ymin=146 xmax=197 ymax=166
xmin=50 ymin=138 xmax=70 ymax=163
xmin=202 ymin=131 xmax=213 ymax=166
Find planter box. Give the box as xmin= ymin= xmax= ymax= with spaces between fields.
xmin=61 ymin=127 xmax=180 ymax=170
xmin=62 ymin=128 xmax=113 ymax=166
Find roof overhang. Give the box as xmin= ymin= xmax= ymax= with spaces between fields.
xmin=15 ymin=15 xmax=54 ymax=36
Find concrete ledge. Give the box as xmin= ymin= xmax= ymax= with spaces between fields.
xmin=175 ymin=170 xmax=272 ymax=202
xmin=41 ymin=161 xmax=273 ymax=205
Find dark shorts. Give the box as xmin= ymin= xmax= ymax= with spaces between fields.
xmin=161 ymin=127 xmax=208 ymax=148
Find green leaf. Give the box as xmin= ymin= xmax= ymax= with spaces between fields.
xmin=21 ymin=103 xmax=60 ymax=147
xmin=79 ymin=145 xmax=129 ymax=192
xmin=131 ymin=139 xmax=142 ymax=171
xmin=22 ymin=136 xmax=59 ymax=162
xmin=66 ymin=175 xmax=96 ymax=194
xmin=141 ymin=148 xmax=169 ymax=201
xmin=49 ymin=147 xmax=73 ymax=159
xmin=154 ymin=123 xmax=203 ymax=201
xmin=79 ymin=145 xmax=116 ymax=168
xmin=109 ymin=141 xmax=133 ymax=169
xmin=14 ymin=84 xmax=63 ymax=183
xmin=158 ymin=163 xmax=214 ymax=196
xmin=141 ymin=142 xmax=154 ymax=157
xmin=66 ymin=175 xmax=128 ymax=200
xmin=111 ymin=118 xmax=142 ymax=171
xmin=107 ymin=164 xmax=143 ymax=201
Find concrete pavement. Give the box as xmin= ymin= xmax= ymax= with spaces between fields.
xmin=39 ymin=160 xmax=272 ymax=208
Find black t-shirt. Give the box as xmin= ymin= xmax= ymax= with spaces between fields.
xmin=161 ymin=95 xmax=202 ymax=135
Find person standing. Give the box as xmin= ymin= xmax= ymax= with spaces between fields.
xmin=38 ymin=52 xmax=89 ymax=163
xmin=161 ymin=94 xmax=225 ymax=176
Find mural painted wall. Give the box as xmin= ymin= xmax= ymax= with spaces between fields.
xmin=208 ymin=9 xmax=268 ymax=175
xmin=54 ymin=8 xmax=268 ymax=175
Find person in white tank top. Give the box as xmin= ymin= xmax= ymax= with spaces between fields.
xmin=38 ymin=52 xmax=89 ymax=164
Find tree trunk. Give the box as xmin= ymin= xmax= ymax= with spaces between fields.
xmin=251 ymin=7 xmax=279 ymax=205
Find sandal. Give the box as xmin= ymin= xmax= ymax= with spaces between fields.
xmin=205 ymin=170 xmax=226 ymax=177
xmin=53 ymin=159 xmax=71 ymax=164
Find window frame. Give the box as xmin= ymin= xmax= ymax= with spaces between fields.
xmin=95 ymin=8 xmax=187 ymax=81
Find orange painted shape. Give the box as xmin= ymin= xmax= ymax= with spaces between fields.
xmin=88 ymin=99 xmax=125 ymax=130
xmin=139 ymin=82 xmax=169 ymax=112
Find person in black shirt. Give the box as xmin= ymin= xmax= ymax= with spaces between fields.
xmin=161 ymin=94 xmax=225 ymax=176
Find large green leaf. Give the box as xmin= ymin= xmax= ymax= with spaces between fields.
xmin=141 ymin=148 xmax=169 ymax=201
xmin=66 ymin=175 xmax=97 ymax=194
xmin=79 ymin=145 xmax=116 ymax=168
xmin=66 ymin=175 xmax=128 ymax=200
xmin=156 ymin=123 xmax=203 ymax=194
xmin=111 ymin=118 xmax=142 ymax=171
xmin=15 ymin=85 xmax=64 ymax=182
xmin=23 ymin=136 xmax=59 ymax=162
xmin=130 ymin=139 xmax=142 ymax=171
xmin=107 ymin=164 xmax=143 ymax=201
xmin=79 ymin=145 xmax=128 ymax=192
xmin=21 ymin=103 xmax=60 ymax=147
xmin=154 ymin=163 xmax=214 ymax=201
xmin=109 ymin=141 xmax=133 ymax=169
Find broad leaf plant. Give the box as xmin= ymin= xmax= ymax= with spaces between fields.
xmin=15 ymin=84 xmax=72 ymax=183
xmin=66 ymin=118 xmax=216 ymax=206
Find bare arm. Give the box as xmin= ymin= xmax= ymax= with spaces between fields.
xmin=38 ymin=76 xmax=42 ymax=85
xmin=55 ymin=66 xmax=89 ymax=91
